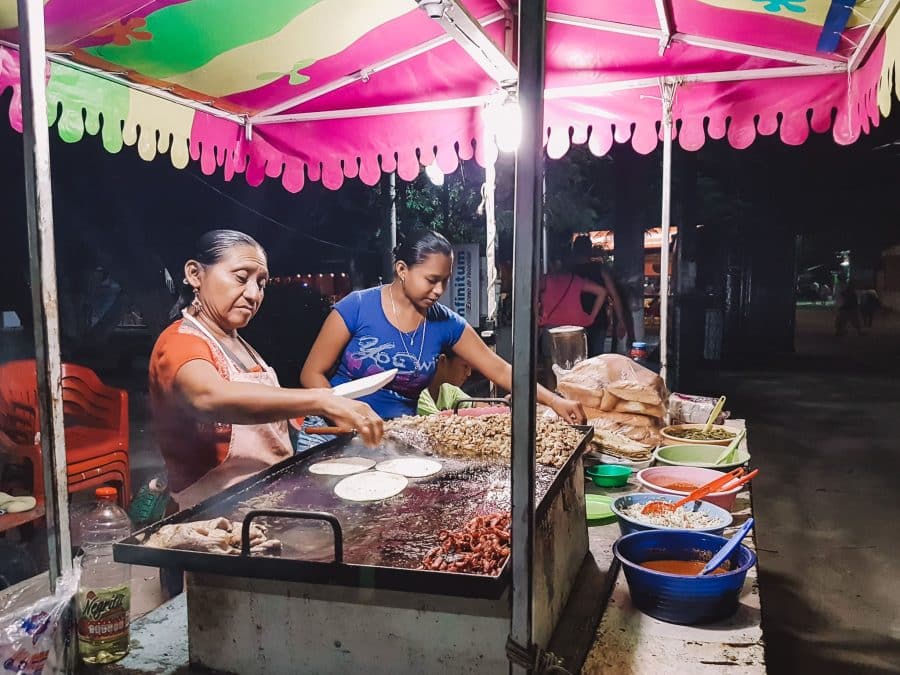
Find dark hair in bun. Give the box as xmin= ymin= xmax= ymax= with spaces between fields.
xmin=393 ymin=230 xmax=453 ymax=268
xmin=171 ymin=229 xmax=265 ymax=319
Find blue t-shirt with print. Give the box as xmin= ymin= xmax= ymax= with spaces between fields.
xmin=330 ymin=286 xmax=468 ymax=419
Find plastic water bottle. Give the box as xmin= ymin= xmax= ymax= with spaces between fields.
xmin=76 ymin=486 xmax=132 ymax=664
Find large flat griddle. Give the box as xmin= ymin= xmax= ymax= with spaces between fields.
xmin=114 ymin=425 xmax=592 ymax=599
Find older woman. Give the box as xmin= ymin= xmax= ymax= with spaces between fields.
xmin=149 ymin=230 xmax=382 ymax=509
xmin=301 ymin=230 xmax=585 ymax=423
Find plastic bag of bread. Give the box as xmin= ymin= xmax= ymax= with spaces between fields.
xmin=554 ymin=354 xmax=667 ymax=410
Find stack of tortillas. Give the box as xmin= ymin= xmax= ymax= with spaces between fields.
xmin=309 ymin=456 xmax=442 ymax=502
xmin=0 ymin=492 xmax=37 ymax=514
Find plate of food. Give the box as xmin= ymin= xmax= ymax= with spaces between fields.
xmin=588 ymin=430 xmax=654 ymax=468
xmin=331 ymin=369 xmax=398 ymax=400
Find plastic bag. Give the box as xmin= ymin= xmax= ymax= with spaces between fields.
xmin=668 ymin=393 xmax=730 ymax=426
xmin=553 ymin=354 xmax=668 ymax=411
xmin=0 ymin=560 xmax=81 ymax=675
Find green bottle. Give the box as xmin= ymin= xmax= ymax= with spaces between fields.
xmin=127 ymin=477 xmax=170 ymax=526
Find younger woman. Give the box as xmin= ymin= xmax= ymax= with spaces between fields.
xmin=301 ymin=230 xmax=585 ymax=423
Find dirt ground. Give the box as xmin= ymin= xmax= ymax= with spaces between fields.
xmin=707 ymin=307 xmax=900 ymax=675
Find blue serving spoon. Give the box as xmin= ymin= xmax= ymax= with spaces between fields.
xmin=700 ymin=517 xmax=754 ymax=575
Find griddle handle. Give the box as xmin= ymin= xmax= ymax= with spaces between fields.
xmin=451 ymin=397 xmax=511 ymax=413
xmin=241 ymin=509 xmax=344 ymax=562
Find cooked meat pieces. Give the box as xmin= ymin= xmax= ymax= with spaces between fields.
xmin=385 ymin=414 xmax=583 ymax=468
xmin=419 ymin=512 xmax=511 ymax=576
xmin=144 ymin=517 xmax=282 ymax=555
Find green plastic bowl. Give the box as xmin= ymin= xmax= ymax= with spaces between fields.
xmin=653 ymin=444 xmax=751 ymax=471
xmin=586 ymin=464 xmax=633 ymax=487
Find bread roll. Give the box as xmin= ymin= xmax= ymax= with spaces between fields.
xmin=612 ymin=400 xmax=667 ymax=418
xmin=600 ymin=389 xmax=619 ymax=412
xmin=607 ymin=379 xmax=664 ymax=406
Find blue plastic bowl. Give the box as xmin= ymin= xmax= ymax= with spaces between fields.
xmin=611 ymin=493 xmax=732 ymax=536
xmin=614 ymin=529 xmax=757 ymax=624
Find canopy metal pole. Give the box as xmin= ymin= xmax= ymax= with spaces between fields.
xmin=541 ymin=171 xmax=548 ymax=274
xmin=387 ymin=171 xmax=398 ymax=280
xmin=17 ymin=0 xmax=72 ymax=585
xmin=658 ymin=81 xmax=676 ymax=387
xmin=508 ymin=0 xmax=546 ymax=673
xmin=484 ymin=157 xmax=499 ymax=324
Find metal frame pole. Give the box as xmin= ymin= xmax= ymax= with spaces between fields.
xmin=658 ymin=81 xmax=676 ymax=387
xmin=387 ymin=171 xmax=398 ymax=280
xmin=509 ymin=0 xmax=546 ymax=673
xmin=17 ymin=0 xmax=72 ymax=585
xmin=541 ymin=171 xmax=548 ymax=274
xmin=484 ymin=157 xmax=499 ymax=324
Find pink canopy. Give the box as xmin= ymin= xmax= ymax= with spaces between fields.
xmin=0 ymin=0 xmax=898 ymax=192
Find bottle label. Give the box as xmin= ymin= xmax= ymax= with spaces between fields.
xmin=77 ymin=585 xmax=130 ymax=645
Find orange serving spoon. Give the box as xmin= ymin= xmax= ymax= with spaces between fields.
xmin=642 ymin=468 xmax=744 ymax=515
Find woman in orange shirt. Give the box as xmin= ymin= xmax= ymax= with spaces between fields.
xmin=149 ymin=230 xmax=382 ymax=509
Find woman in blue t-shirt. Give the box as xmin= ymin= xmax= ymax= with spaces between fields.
xmin=301 ymin=230 xmax=585 ymax=422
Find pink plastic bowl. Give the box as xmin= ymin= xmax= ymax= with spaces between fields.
xmin=636 ymin=466 xmax=742 ymax=511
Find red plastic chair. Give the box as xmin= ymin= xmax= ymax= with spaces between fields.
xmin=0 ymin=360 xmax=130 ymax=529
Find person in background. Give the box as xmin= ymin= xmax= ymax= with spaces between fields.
xmin=860 ymin=288 xmax=880 ymax=329
xmin=570 ymin=235 xmax=630 ymax=354
xmin=834 ymin=278 xmax=862 ymax=336
xmin=148 ymin=229 xmax=382 ymax=510
xmin=301 ymin=230 xmax=585 ymax=423
xmin=417 ymin=348 xmax=473 ymax=415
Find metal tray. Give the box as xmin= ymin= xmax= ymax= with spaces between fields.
xmin=114 ymin=425 xmax=592 ymax=599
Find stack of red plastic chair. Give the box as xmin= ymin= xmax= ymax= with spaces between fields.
xmin=0 ymin=360 xmax=130 ymax=532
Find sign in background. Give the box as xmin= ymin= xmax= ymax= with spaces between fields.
xmin=440 ymin=244 xmax=481 ymax=326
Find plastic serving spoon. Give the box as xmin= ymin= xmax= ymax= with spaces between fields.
xmin=702 ymin=396 xmax=727 ymax=434
xmin=714 ymin=428 xmax=747 ymax=465
xmin=641 ymin=467 xmax=744 ymax=515
xmin=700 ymin=517 xmax=755 ymax=575
xmin=719 ymin=468 xmax=759 ymax=492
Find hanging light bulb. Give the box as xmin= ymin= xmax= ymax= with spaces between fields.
xmin=485 ymin=91 xmax=522 ymax=153
xmin=424 ymin=161 xmax=445 ymax=186
xmin=495 ymin=96 xmax=522 ymax=153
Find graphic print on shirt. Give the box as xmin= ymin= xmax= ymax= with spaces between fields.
xmin=345 ymin=336 xmax=438 ymax=399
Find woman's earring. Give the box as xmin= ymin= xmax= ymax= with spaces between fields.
xmin=190 ymin=288 xmax=203 ymax=315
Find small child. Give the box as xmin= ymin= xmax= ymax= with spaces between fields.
xmin=417 ymin=349 xmax=473 ymax=415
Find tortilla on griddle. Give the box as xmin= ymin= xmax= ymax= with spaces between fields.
xmin=334 ymin=471 xmax=408 ymax=502
xmin=374 ymin=458 xmax=442 ymax=478
xmin=308 ymin=457 xmax=376 ymax=476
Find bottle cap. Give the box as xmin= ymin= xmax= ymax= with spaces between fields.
xmin=95 ymin=486 xmax=118 ymax=501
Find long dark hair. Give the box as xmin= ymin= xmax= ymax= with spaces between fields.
xmin=393 ymin=230 xmax=452 ymax=271
xmin=170 ymin=229 xmax=265 ymax=319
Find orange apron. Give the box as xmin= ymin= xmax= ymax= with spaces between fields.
xmin=172 ymin=312 xmax=293 ymax=509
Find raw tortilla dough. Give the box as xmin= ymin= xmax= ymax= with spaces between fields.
xmin=374 ymin=458 xmax=442 ymax=478
xmin=334 ymin=471 xmax=408 ymax=502
xmin=308 ymin=457 xmax=376 ymax=476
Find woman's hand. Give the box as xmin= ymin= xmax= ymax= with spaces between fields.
xmin=550 ymin=395 xmax=586 ymax=425
xmin=319 ymin=393 xmax=384 ymax=447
